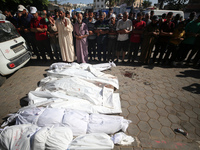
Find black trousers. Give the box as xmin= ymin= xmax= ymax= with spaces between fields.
xmin=177 ymin=43 xmax=193 ymax=61
xmin=22 ymin=33 xmax=39 ymax=58
xmin=36 ymin=39 xmax=54 ymax=60
xmin=88 ymin=38 xmax=96 ymax=60
xmin=129 ymin=42 xmax=140 ymax=61
xmin=97 ymin=35 xmax=107 ymax=61
xmin=163 ymin=43 xmax=179 ymax=63
xmin=153 ymin=42 xmax=168 ymax=63
xmin=107 ymin=38 xmax=117 ymax=61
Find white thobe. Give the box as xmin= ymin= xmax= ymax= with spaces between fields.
xmin=53 ymin=17 xmax=75 ymax=62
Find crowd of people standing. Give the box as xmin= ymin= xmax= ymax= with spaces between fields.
xmin=1 ymin=5 xmax=200 ymax=66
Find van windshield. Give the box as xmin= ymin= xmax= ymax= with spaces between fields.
xmin=0 ymin=22 xmax=20 ymax=43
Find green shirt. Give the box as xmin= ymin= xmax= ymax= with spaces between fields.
xmin=183 ymin=21 xmax=200 ymax=45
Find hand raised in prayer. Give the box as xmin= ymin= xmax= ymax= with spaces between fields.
xmin=64 ymin=19 xmax=68 ymax=27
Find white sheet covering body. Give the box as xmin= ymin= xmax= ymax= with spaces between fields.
xmin=3 ymin=108 xmax=130 ymax=135
xmin=0 ymin=124 xmax=73 ymax=150
xmin=33 ymin=126 xmax=73 ymax=150
xmin=49 ymin=62 xmax=116 ymax=72
xmin=87 ymin=114 xmax=131 ymax=134
xmin=67 ymin=133 xmax=114 ymax=150
xmin=27 ymin=91 xmax=122 ymax=114
xmin=0 ymin=124 xmax=38 ymax=150
xmin=47 ymin=63 xmax=119 ymax=89
xmin=38 ymin=76 xmax=114 ymax=107
xmin=62 ymin=109 xmax=89 ymax=136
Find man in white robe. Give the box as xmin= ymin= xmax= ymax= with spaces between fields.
xmin=51 ymin=8 xmax=75 ymax=62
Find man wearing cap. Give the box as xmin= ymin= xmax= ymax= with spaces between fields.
xmin=140 ymin=15 xmax=159 ymax=64
xmin=94 ymin=11 xmax=109 ymax=62
xmin=30 ymin=6 xmax=54 ymax=60
xmin=74 ymin=13 xmax=89 ymax=63
xmin=107 ymin=13 xmax=117 ymax=61
xmin=51 ymin=8 xmax=75 ymax=62
xmin=19 ymin=7 xmax=36 ymax=56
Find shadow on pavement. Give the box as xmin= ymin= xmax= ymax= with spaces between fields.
xmin=24 ymin=59 xmax=57 ymax=67
xmin=176 ymin=69 xmax=200 ymax=79
xmin=182 ymin=83 xmax=200 ymax=94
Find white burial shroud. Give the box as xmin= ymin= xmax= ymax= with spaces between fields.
xmin=47 ymin=62 xmax=119 ymax=89
xmin=2 ymin=108 xmax=131 ymax=136
xmin=0 ymin=124 xmax=73 ymax=150
xmin=37 ymin=76 xmax=114 ymax=107
xmin=68 ymin=133 xmax=114 ymax=150
xmin=27 ymin=90 xmax=122 ymax=114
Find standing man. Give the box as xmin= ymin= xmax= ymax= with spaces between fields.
xmin=94 ymin=12 xmax=109 ymax=62
xmin=20 ymin=7 xmax=37 ymax=56
xmin=47 ymin=13 xmax=61 ymax=61
xmin=150 ymin=10 xmax=154 ymax=20
xmin=54 ymin=9 xmax=59 ymax=20
xmin=51 ymin=8 xmax=75 ymax=62
xmin=83 ymin=11 xmax=89 ymax=22
xmin=30 ymin=6 xmax=54 ymax=60
xmin=83 ymin=10 xmax=97 ymax=61
xmin=143 ymin=13 xmax=151 ymax=25
xmin=66 ymin=11 xmax=70 ymax=19
xmin=107 ymin=14 xmax=117 ymax=61
xmin=74 ymin=13 xmax=89 ymax=63
xmin=116 ymin=12 xmax=132 ymax=62
xmin=152 ymin=12 xmax=175 ymax=64
xmin=140 ymin=15 xmax=159 ymax=64
xmin=129 ymin=12 xmax=146 ymax=62
xmin=179 ymin=15 xmax=200 ymax=64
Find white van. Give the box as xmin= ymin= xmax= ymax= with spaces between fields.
xmin=143 ymin=10 xmax=184 ymax=19
xmin=0 ymin=20 xmax=31 ymax=86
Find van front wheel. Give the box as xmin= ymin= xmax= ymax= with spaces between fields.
xmin=0 ymin=75 xmax=6 ymax=87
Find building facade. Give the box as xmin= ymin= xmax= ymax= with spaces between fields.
xmin=93 ymin=0 xmax=106 ymax=10
xmin=119 ymin=0 xmax=143 ymax=7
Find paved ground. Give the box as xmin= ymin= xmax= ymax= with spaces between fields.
xmin=0 ymin=58 xmax=200 ymax=150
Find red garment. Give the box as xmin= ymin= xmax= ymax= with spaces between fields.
xmin=130 ymin=20 xmax=146 ymax=43
xmin=30 ymin=16 xmax=48 ymax=41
